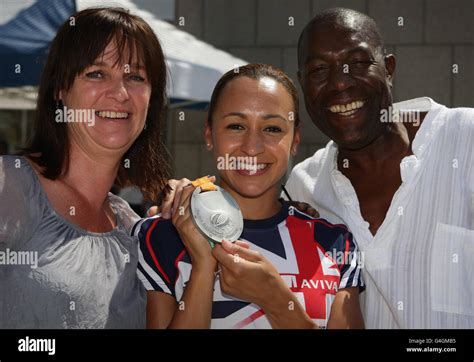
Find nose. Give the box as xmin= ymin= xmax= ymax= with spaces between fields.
xmin=326 ymin=65 xmax=356 ymax=93
xmin=106 ymin=78 xmax=130 ymax=103
xmin=241 ymin=128 xmax=265 ymax=156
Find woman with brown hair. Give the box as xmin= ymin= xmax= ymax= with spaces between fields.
xmin=136 ymin=64 xmax=365 ymax=329
xmin=0 ymin=7 xmax=170 ymax=328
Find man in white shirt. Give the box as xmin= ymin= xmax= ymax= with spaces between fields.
xmin=285 ymin=8 xmax=474 ymax=328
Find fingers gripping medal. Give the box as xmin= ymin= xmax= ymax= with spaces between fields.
xmin=190 ymin=177 xmax=243 ymax=248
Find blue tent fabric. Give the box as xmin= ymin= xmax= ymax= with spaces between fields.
xmin=0 ymin=0 xmax=76 ymax=86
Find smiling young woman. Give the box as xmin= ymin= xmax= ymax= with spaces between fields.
xmin=0 ymin=7 xmax=170 ymax=328
xmin=134 ymin=64 xmax=365 ymax=329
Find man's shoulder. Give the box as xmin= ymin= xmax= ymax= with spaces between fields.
xmin=426 ymin=103 xmax=474 ymax=148
xmin=421 ymin=98 xmax=474 ymax=131
xmin=291 ymin=141 xmax=334 ymax=178
xmin=444 ymin=106 xmax=474 ymax=128
xmin=406 ymin=98 xmax=473 ymax=154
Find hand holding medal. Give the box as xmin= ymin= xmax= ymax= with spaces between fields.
xmin=189 ymin=176 xmax=244 ymax=248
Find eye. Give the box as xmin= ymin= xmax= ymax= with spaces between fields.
xmin=350 ymin=60 xmax=374 ymax=69
xmin=128 ymin=74 xmax=146 ymax=82
xmin=85 ymin=70 xmax=103 ymax=79
xmin=307 ymin=65 xmax=330 ymax=80
xmin=264 ymin=126 xmax=282 ymax=133
xmin=310 ymin=65 xmax=329 ymax=74
xmin=227 ymin=124 xmax=244 ymax=130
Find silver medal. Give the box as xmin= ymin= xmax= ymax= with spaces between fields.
xmin=190 ymin=185 xmax=243 ymax=244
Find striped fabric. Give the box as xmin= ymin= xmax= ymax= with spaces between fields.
xmin=285 ymin=97 xmax=474 ymax=328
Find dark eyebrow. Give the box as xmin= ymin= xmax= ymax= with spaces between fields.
xmin=223 ymin=112 xmax=288 ymax=122
xmin=346 ymin=46 xmax=372 ymax=56
xmin=303 ymin=45 xmax=373 ymax=65
xmin=223 ymin=112 xmax=247 ymax=119
xmin=303 ymin=55 xmax=327 ymax=65
xmin=262 ymin=114 xmax=288 ymax=122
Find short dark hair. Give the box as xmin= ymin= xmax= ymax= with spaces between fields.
xmin=207 ymin=63 xmax=300 ymax=127
xmin=24 ymin=7 xmax=170 ymax=200
xmin=298 ymin=8 xmax=386 ymax=68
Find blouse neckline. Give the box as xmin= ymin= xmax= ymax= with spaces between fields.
xmin=21 ymin=156 xmax=124 ymax=237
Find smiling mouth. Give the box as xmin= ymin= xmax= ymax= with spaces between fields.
xmin=95 ymin=110 xmax=130 ymax=119
xmin=237 ymin=163 xmax=269 ymax=171
xmin=236 ymin=163 xmax=270 ymax=175
xmin=327 ymin=100 xmax=365 ymax=116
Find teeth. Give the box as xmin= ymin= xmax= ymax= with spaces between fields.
xmin=238 ymin=163 xmax=267 ymax=171
xmin=96 ymin=111 xmax=129 ymax=119
xmin=328 ymin=101 xmax=364 ymax=114
xmin=339 ymin=109 xmax=357 ymax=116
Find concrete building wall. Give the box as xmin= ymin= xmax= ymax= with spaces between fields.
xmin=169 ymin=0 xmax=473 ymax=179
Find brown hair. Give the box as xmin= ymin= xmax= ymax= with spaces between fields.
xmin=207 ymin=63 xmax=300 ymax=127
xmin=24 ymin=7 xmax=170 ymax=200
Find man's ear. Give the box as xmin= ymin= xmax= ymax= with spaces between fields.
xmin=384 ymin=54 xmax=396 ymax=88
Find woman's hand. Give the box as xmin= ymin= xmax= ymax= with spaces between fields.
xmin=212 ymin=240 xmax=286 ymax=308
xmin=148 ymin=177 xmax=216 ymax=219
xmin=327 ymin=287 xmax=365 ymax=329
xmin=171 ymin=184 xmax=217 ymax=271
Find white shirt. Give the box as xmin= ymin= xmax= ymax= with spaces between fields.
xmin=285 ymin=97 xmax=474 ymax=328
